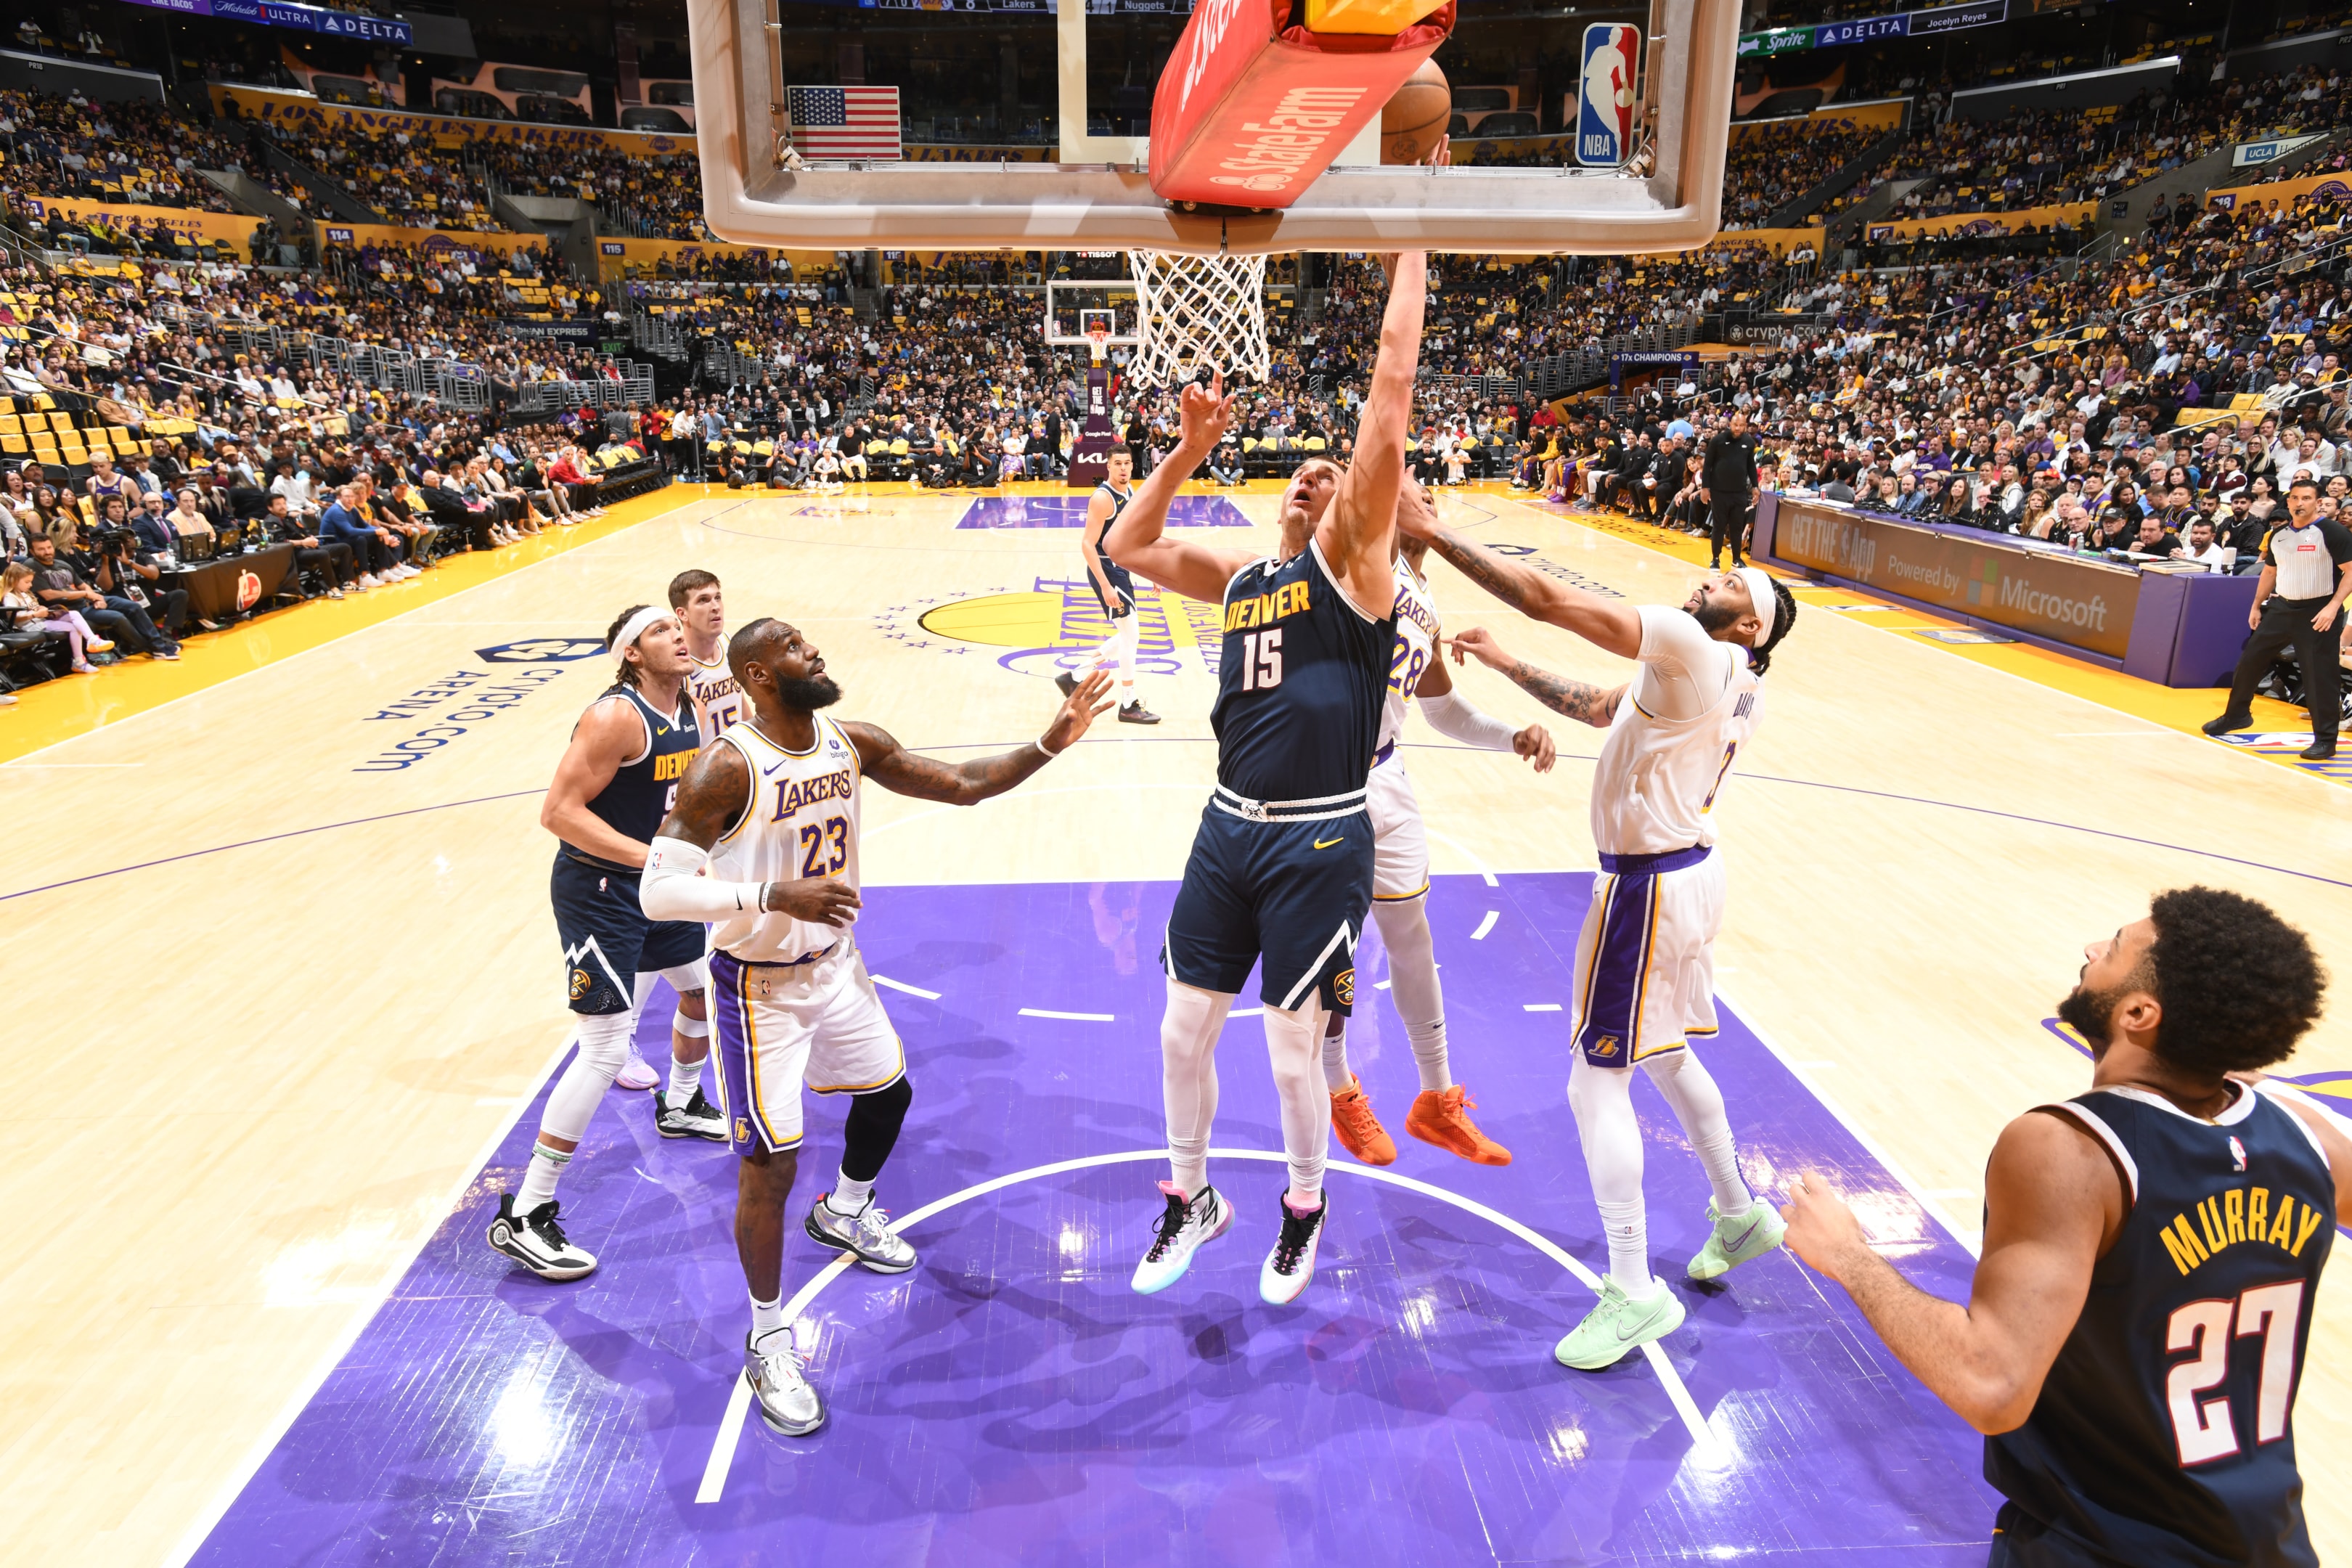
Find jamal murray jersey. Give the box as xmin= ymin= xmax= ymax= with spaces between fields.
xmin=1211 ymin=537 xmax=1395 ymax=802
xmin=1986 ymin=1082 xmax=2334 ymax=1566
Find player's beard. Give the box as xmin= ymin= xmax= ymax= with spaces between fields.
xmin=779 ymin=673 xmax=841 ymax=709
xmin=2055 ymin=977 xmax=2127 ymax=1060
xmin=1690 ymin=597 xmax=1743 ymax=637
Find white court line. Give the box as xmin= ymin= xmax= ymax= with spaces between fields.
xmin=1524 ymin=1003 xmax=1563 ymax=1013
xmin=871 ymin=975 xmax=940 ymax=1000
xmin=694 ymin=1145 xmax=1722 ymax=1503
xmin=0 ymin=761 xmax=146 ymax=768
xmin=1426 ymin=827 xmax=1500 ymax=887
xmin=1227 ymin=1006 xmax=1264 ymax=1018
xmin=1470 ymin=910 xmax=1500 ymax=940
xmin=1018 ymin=1008 xmax=1114 ymax=1022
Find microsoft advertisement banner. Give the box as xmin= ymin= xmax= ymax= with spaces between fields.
xmin=1771 ymin=502 xmax=2141 ymax=658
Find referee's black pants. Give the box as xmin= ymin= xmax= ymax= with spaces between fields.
xmin=1707 ymin=492 xmax=1752 ymax=567
xmin=2222 ymin=594 xmax=2340 ymax=740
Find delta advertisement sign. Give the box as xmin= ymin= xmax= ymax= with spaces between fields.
xmin=1771 ymin=500 xmax=2141 ymax=658
xmin=1739 ymin=0 xmax=2005 ymax=57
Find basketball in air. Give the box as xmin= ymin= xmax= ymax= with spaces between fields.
xmin=1381 ymin=59 xmax=1450 ymax=165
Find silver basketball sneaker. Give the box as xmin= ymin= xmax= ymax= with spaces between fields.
xmin=804 ymin=1193 xmax=919 ymax=1274
xmin=745 ymin=1327 xmax=826 ymax=1437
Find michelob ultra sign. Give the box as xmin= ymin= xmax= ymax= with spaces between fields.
xmin=1577 ymin=25 xmax=1641 ymax=168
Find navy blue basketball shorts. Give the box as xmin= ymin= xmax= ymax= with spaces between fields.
xmin=1162 ymin=800 xmax=1375 ymax=1015
xmin=551 ymin=851 xmax=706 ymax=1016
xmin=1092 ymin=561 xmax=1137 ymax=618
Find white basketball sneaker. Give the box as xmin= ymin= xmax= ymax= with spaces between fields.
xmin=655 ymin=1087 xmax=727 ymax=1142
xmin=745 ymin=1327 xmax=826 ymax=1437
xmin=486 ymin=1195 xmax=597 ymax=1281
xmin=1259 ymin=1193 xmax=1329 ymax=1305
xmin=804 ymin=1193 xmax=918 ymax=1273
xmin=1131 ymin=1181 xmax=1232 ymax=1294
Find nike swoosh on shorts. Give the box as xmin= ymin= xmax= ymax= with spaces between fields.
xmin=1313 ymin=836 xmax=1345 ymax=849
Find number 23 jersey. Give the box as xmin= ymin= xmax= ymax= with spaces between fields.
xmin=1211 ymin=536 xmax=1395 ymax=802
xmin=706 ymin=714 xmax=862 ymax=963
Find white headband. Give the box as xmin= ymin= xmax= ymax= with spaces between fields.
xmin=1734 ymin=566 xmax=1777 ymax=648
xmin=609 ymin=605 xmax=669 ymax=667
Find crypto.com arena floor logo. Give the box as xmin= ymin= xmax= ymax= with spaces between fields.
xmin=881 ymin=579 xmax=1227 ymax=680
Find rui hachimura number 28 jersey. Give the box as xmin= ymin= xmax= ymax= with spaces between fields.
xmin=1211 ymin=538 xmax=1395 ymax=801
xmin=1987 ymin=1083 xmax=2335 ymax=1566
xmin=1379 ymin=556 xmax=1440 ymax=752
xmin=686 ymin=653 xmax=745 ymax=743
xmin=706 ymin=715 xmax=863 ymax=964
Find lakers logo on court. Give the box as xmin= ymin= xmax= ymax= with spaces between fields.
xmin=895 ymin=579 xmax=1218 ymax=679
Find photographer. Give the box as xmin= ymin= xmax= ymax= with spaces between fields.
xmin=89 ymin=495 xmax=192 ymax=641
xmin=21 ymin=533 xmax=174 ymax=660
xmin=257 ymin=494 xmax=354 ymax=599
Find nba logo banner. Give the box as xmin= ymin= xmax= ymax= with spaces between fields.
xmin=1577 ymin=24 xmax=1639 ymax=168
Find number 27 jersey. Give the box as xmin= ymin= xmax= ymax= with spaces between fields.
xmin=706 ymin=714 xmax=862 ymax=963
xmin=1210 ymin=537 xmax=1395 ymax=802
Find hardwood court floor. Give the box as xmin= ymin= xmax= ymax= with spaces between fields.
xmin=2 ymin=481 xmax=2348 ymax=1567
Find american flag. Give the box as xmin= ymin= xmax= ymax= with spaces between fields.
xmin=788 ymin=86 xmax=903 ymax=161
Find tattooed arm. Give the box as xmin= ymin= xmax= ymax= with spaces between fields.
xmin=841 ymin=672 xmax=1114 ymax=804
xmin=1395 ymin=502 xmax=1643 ymax=658
xmin=1447 ymin=627 xmax=1624 ymax=729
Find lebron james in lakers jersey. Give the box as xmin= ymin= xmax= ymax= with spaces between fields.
xmin=1102 ymin=252 xmax=1429 ymax=1307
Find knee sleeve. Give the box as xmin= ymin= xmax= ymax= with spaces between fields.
xmin=540 ymin=1010 xmax=639 ymax=1145
xmin=658 ymin=959 xmax=711 ymax=1028
xmin=1262 ymin=1000 xmax=1333 ymax=1197
xmin=1161 ymin=978 xmax=1233 ymax=1193
xmin=1566 ymin=1053 xmax=1643 ymax=1206
xmin=841 ymin=1074 xmax=913 ymax=1182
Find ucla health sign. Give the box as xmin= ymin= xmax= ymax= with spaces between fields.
xmin=116 ymin=0 xmax=412 ymax=44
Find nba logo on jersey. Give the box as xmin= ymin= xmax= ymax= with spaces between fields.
xmin=2230 ymin=1135 xmax=2248 ymax=1172
xmin=1577 ymin=25 xmax=1639 ymax=167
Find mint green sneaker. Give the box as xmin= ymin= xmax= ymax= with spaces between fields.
xmin=1553 ymin=1276 xmax=1686 ymax=1370
xmin=1686 ymin=1200 xmax=1787 ymax=1282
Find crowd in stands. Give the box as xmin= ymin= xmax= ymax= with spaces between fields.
xmin=264 ymin=123 xmax=503 ymax=232
xmin=1719 ymin=119 xmax=1879 ymax=229
xmin=0 ymin=89 xmax=251 ymax=213
xmin=480 ymin=142 xmax=711 ymax=242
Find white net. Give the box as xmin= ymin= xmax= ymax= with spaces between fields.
xmin=1126 ymin=250 xmax=1270 ymax=385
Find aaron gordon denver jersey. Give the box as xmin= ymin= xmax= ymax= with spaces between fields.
xmin=1591 ymin=605 xmax=1762 ymax=857
xmin=707 ymin=714 xmax=862 ymax=963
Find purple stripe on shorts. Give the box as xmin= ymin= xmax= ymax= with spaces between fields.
xmin=709 ymin=950 xmax=792 ymax=1155
xmin=1575 ymin=873 xmax=1657 ymax=1065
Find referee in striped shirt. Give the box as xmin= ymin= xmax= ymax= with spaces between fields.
xmin=2204 ymin=475 xmax=2352 ymax=760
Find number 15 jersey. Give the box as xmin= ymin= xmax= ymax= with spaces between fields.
xmin=1211 ymin=537 xmax=1395 ymax=803
xmin=706 ymin=715 xmax=863 ymax=963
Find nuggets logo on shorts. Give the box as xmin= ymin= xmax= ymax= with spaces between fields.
xmin=1591 ymin=1034 xmax=1622 ymax=1059
xmin=1332 ymin=968 xmax=1355 ymax=1007
xmin=568 ymin=968 xmax=593 ymax=1000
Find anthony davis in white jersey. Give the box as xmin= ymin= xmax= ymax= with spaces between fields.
xmin=1402 ymin=497 xmax=1800 ymax=1371
xmin=641 ymin=620 xmax=1114 ymax=1437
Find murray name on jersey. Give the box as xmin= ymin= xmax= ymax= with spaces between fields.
xmin=2157 ymin=1170 xmax=2332 ymax=1277
xmin=1211 ymin=542 xmax=1394 ymax=804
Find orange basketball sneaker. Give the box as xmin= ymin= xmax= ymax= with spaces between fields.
xmin=1406 ymin=1085 xmax=1512 ymax=1166
xmin=1328 ymin=1076 xmax=1397 ymax=1166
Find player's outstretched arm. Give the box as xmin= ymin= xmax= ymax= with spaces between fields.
xmin=1446 ymin=627 xmax=1623 ymax=730
xmin=1413 ymin=632 xmax=1556 ymax=769
xmin=640 ymin=738 xmax=862 ymax=926
xmin=1781 ymin=1108 xmax=2118 ymax=1435
xmin=541 ymin=697 xmax=658 ymax=867
xmin=1103 ymin=377 xmax=1257 ymax=604
xmin=1321 ymin=256 xmax=1429 ymax=608
xmin=841 ymin=672 xmax=1114 ymax=804
xmin=1395 ymin=494 xmax=1643 ymax=658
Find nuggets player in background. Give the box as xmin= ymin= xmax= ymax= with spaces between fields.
xmin=642 ymin=620 xmax=1112 ymax=1437
xmin=1323 ymin=476 xmax=1553 ymax=1172
xmin=1785 ymin=889 xmax=2344 ymax=1568
xmin=1054 ymin=447 xmax=1159 ymax=726
xmin=489 ymin=605 xmax=727 ymax=1284
xmin=672 ymin=568 xmax=744 ymax=741
xmin=1104 ymin=251 xmax=1426 ymax=1307
xmin=1405 ymin=498 xmax=1800 ymax=1369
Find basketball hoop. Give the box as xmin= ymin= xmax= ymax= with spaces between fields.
xmin=1085 ymin=325 xmax=1112 ymax=364
xmin=1127 ymin=250 xmax=1270 ymax=386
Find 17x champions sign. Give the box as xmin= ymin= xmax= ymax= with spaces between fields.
xmin=1577 ymin=24 xmax=1641 ymax=168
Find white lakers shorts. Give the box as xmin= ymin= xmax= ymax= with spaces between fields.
xmin=1569 ymin=845 xmax=1725 ymax=1067
xmin=709 ymin=937 xmax=906 ymax=1156
xmin=1367 ymin=756 xmax=1430 ymax=902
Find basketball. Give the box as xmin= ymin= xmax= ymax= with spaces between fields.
xmin=1381 ymin=59 xmax=1450 ymax=165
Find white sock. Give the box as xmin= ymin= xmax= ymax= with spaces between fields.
xmin=1160 ymin=978 xmax=1233 ymax=1194
xmin=1320 ymin=1018 xmax=1352 ymax=1093
xmin=1643 ymin=1048 xmax=1752 ymax=1217
xmin=1569 ymin=1054 xmax=1651 ymax=1290
xmin=1109 ymin=614 xmax=1139 ymax=703
xmin=1263 ymin=998 xmax=1333 ymax=1203
xmin=1371 ymin=897 xmax=1451 ymax=1093
xmin=750 ymin=1291 xmax=788 ymax=1342
xmin=516 ymin=1140 xmax=571 ymax=1212
xmin=828 ymin=1170 xmax=875 ymax=1214
xmin=666 ymin=1050 xmax=703 ymax=1104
